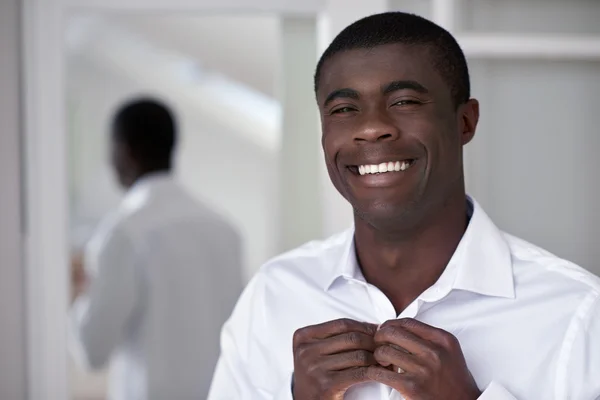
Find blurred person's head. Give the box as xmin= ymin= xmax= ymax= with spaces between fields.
xmin=110 ymin=98 xmax=177 ymax=189
xmin=314 ymin=12 xmax=479 ymax=234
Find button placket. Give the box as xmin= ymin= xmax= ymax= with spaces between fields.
xmin=365 ymin=284 xmax=396 ymax=323
xmin=398 ymin=299 xmax=421 ymax=319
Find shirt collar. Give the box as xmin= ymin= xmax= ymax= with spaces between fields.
xmin=121 ymin=171 xmax=173 ymax=211
xmin=324 ymin=197 xmax=515 ymax=300
xmin=130 ymin=171 xmax=172 ymax=191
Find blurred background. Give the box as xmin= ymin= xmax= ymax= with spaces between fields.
xmin=1 ymin=0 xmax=600 ymax=399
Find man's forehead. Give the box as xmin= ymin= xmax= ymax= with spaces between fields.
xmin=318 ymin=43 xmax=437 ymax=94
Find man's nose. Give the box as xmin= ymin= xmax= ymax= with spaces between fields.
xmin=352 ymin=111 xmax=400 ymax=143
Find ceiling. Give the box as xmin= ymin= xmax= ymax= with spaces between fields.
xmin=67 ymin=13 xmax=281 ymax=98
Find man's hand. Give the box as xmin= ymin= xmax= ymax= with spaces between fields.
xmin=70 ymin=251 xmax=88 ymax=303
xmin=368 ymin=318 xmax=481 ymax=400
xmin=292 ymin=318 xmax=379 ymax=400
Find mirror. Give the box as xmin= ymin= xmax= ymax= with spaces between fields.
xmin=65 ymin=12 xmax=319 ymax=399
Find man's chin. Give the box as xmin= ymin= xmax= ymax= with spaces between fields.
xmin=353 ymin=200 xmax=421 ymax=232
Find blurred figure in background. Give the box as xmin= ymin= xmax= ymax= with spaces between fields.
xmin=70 ymin=98 xmax=243 ymax=400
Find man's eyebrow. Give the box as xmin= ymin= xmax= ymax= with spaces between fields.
xmin=382 ymin=80 xmax=429 ymax=95
xmin=323 ymin=88 xmax=360 ymax=106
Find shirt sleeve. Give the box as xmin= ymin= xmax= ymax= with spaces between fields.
xmin=561 ymin=290 xmax=600 ymax=400
xmin=477 ymin=382 xmax=518 ymax=400
xmin=207 ymin=273 xmax=295 ymax=400
xmin=69 ymin=223 xmax=139 ymax=370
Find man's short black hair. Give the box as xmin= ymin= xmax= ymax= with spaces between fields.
xmin=112 ymin=97 xmax=177 ymax=168
xmin=314 ymin=12 xmax=470 ymax=106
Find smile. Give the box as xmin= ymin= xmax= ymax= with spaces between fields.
xmin=346 ymin=159 xmax=419 ymax=188
xmin=353 ymin=160 xmax=416 ymax=175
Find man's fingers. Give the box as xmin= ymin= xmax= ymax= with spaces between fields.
xmin=374 ymin=344 xmax=422 ymax=371
xmin=332 ymin=366 xmax=372 ymax=389
xmin=385 ymin=318 xmax=456 ymax=349
xmin=375 ymin=321 xmax=433 ymax=356
xmin=320 ymin=350 xmax=378 ymax=371
xmin=367 ymin=366 xmax=411 ymax=392
xmin=317 ymin=331 xmax=376 ymax=355
xmin=294 ymin=318 xmax=378 ymax=345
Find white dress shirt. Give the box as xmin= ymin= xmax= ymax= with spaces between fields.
xmin=70 ymin=173 xmax=243 ymax=400
xmin=208 ymin=198 xmax=600 ymax=400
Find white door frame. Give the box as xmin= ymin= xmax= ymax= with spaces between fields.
xmin=21 ymin=1 xmax=324 ymax=399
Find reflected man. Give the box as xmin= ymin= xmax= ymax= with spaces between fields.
xmin=70 ymin=98 xmax=243 ymax=400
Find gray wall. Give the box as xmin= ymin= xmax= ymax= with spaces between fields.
xmin=0 ymin=0 xmax=27 ymax=398
xmin=464 ymin=0 xmax=600 ymax=275
xmin=468 ymin=59 xmax=600 ymax=275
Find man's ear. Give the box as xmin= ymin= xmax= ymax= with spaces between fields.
xmin=460 ymin=98 xmax=479 ymax=146
xmin=123 ymin=144 xmax=139 ymax=170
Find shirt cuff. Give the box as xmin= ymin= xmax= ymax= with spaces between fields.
xmin=478 ymin=381 xmax=518 ymax=400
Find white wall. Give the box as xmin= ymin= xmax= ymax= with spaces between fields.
xmin=277 ymin=16 xmax=322 ymax=251
xmin=0 ymin=0 xmax=27 ymax=397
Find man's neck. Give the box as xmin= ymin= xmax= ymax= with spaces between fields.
xmin=354 ymin=193 xmax=468 ymax=315
xmin=127 ymin=167 xmax=171 ymax=189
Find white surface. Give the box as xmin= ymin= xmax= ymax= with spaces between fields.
xmin=209 ymin=200 xmax=600 ymax=399
xmin=106 ymin=14 xmax=280 ymax=98
xmin=431 ymin=0 xmax=457 ymax=32
xmin=22 ymin=0 xmax=69 ymax=398
xmin=458 ymin=33 xmax=600 ymax=60
xmin=63 ymin=0 xmax=323 ymax=13
xmin=278 ymin=17 xmax=322 ymax=251
xmin=0 ymin=0 xmax=26 ymax=398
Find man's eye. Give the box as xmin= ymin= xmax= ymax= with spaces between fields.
xmin=331 ymin=107 xmax=356 ymax=114
xmin=393 ymin=99 xmax=421 ymax=106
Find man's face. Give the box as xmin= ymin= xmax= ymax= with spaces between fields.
xmin=317 ymin=43 xmax=478 ymax=230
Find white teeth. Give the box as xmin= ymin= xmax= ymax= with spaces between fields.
xmin=357 ymin=160 xmax=413 ymax=175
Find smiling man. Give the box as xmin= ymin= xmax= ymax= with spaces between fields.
xmin=208 ymin=12 xmax=600 ymax=400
